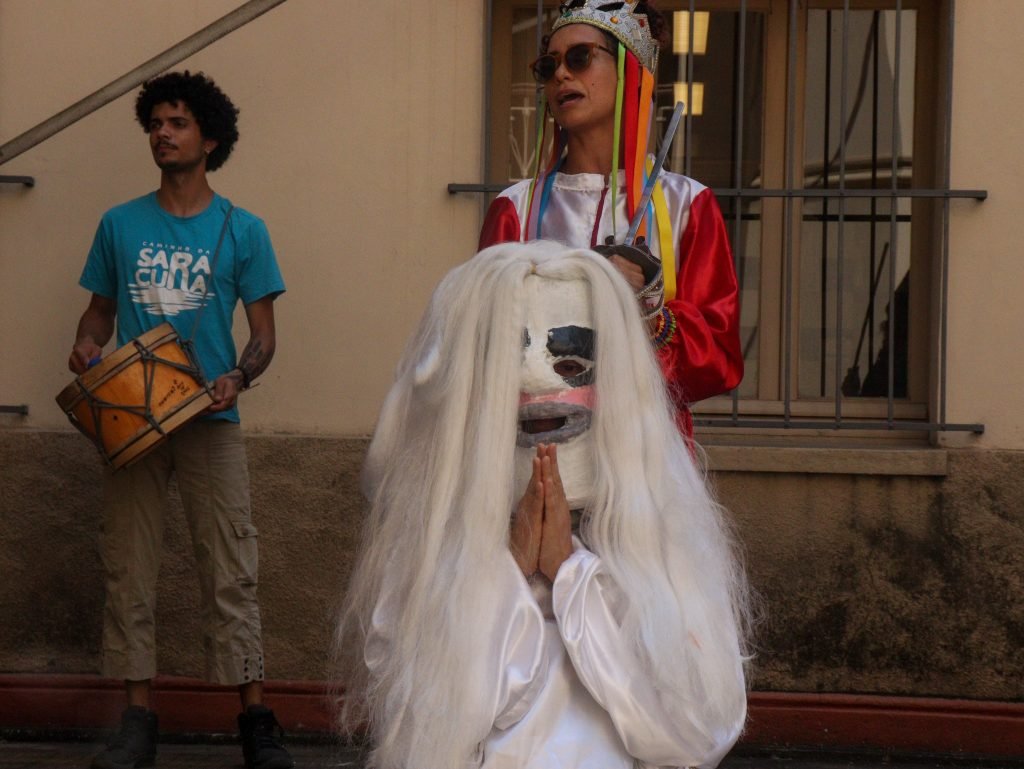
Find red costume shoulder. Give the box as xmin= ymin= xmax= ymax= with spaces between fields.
xmin=479 ymin=196 xmax=521 ymax=250
xmin=656 ymin=187 xmax=743 ymax=422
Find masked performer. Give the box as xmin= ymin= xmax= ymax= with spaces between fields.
xmin=479 ymin=1 xmax=743 ymax=436
xmin=335 ymin=241 xmax=750 ymax=769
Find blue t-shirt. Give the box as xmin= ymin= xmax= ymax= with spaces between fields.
xmin=79 ymin=192 xmax=285 ymax=423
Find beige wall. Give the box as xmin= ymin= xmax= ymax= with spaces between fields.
xmin=0 ymin=0 xmax=485 ymax=437
xmin=2 ymin=1 xmax=1021 ymax=447
xmin=945 ymin=0 xmax=1024 ymax=449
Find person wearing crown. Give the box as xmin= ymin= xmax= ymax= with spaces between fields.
xmin=334 ymin=241 xmax=750 ymax=769
xmin=479 ymin=0 xmax=742 ymax=437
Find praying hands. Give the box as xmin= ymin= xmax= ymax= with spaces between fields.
xmin=510 ymin=444 xmax=575 ymax=581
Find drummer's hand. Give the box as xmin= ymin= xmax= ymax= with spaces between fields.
xmin=608 ymin=255 xmax=646 ymax=292
xmin=69 ymin=340 xmax=103 ymax=375
xmin=207 ymin=371 xmax=244 ymax=413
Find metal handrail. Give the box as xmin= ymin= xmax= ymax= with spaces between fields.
xmin=0 ymin=0 xmax=289 ymax=167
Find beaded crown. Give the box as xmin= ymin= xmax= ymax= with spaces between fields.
xmin=552 ymin=1 xmax=659 ymax=73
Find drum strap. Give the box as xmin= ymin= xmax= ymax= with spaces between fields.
xmin=178 ymin=205 xmax=234 ymax=384
xmin=186 ymin=204 xmax=234 ymax=346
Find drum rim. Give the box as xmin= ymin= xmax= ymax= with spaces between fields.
xmin=55 ymin=321 xmax=214 ymax=468
xmin=108 ymin=388 xmax=215 ymax=468
xmin=56 ymin=322 xmax=191 ymax=410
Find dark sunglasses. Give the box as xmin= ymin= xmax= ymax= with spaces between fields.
xmin=530 ymin=42 xmax=614 ymax=84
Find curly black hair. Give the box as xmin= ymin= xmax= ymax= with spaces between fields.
xmin=134 ymin=70 xmax=239 ymax=172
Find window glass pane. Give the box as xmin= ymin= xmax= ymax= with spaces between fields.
xmin=799 ymin=9 xmax=916 ymax=400
xmin=507 ymin=7 xmax=559 ymax=182
xmin=719 ymin=195 xmax=761 ymax=399
xmin=798 ymin=199 xmax=912 ymax=399
xmin=666 ymin=10 xmax=765 ymax=398
xmin=664 ymin=10 xmax=765 ymax=189
xmin=854 ymin=207 xmax=912 ymax=400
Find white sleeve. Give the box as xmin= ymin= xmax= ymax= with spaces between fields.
xmin=489 ymin=554 xmax=553 ymax=729
xmin=552 ymin=546 xmax=744 ymax=769
xmin=365 ymin=551 xmax=551 ymax=731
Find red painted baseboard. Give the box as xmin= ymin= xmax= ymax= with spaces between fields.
xmin=0 ymin=675 xmax=333 ymax=735
xmin=743 ymin=691 xmax=1024 ymax=757
xmin=1 ymin=675 xmax=1022 ymax=757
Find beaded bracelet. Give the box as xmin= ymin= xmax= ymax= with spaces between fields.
xmin=651 ymin=307 xmax=677 ymax=350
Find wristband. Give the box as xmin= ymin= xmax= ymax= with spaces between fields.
xmin=651 ymin=307 xmax=677 ymax=350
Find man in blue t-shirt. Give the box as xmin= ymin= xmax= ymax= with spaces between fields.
xmin=67 ymin=71 xmax=292 ymax=769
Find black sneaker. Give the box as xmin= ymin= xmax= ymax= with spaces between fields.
xmin=238 ymin=704 xmax=294 ymax=769
xmin=91 ymin=706 xmax=158 ymax=769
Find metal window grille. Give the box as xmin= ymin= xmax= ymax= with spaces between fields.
xmin=692 ymin=0 xmax=983 ymax=432
xmin=458 ymin=0 xmax=985 ymax=434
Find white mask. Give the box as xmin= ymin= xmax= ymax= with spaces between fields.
xmin=514 ymin=274 xmax=595 ymax=509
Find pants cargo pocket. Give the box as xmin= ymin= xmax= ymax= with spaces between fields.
xmin=231 ymin=519 xmax=259 ymax=586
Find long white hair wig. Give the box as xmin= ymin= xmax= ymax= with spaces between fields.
xmin=334 ymin=240 xmax=751 ymax=769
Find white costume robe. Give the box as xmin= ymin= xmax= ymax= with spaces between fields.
xmin=367 ymin=539 xmax=744 ymax=769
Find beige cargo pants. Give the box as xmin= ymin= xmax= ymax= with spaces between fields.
xmin=99 ymin=420 xmax=264 ymax=686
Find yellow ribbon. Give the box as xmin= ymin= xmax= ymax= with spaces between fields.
xmin=646 ymin=157 xmax=677 ymax=301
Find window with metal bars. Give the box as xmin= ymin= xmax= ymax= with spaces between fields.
xmin=472 ymin=0 xmax=984 ymax=434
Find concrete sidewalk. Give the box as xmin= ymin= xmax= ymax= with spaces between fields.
xmin=2 ymin=740 xmax=1021 ymax=769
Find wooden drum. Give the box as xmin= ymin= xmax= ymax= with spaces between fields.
xmin=56 ymin=322 xmax=214 ymax=469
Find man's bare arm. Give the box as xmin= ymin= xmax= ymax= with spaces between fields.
xmin=209 ymin=296 xmax=277 ymax=411
xmin=68 ymin=294 xmax=117 ymax=374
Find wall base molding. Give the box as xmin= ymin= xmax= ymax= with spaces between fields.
xmin=1 ymin=675 xmax=1021 ymax=757
xmin=742 ymin=691 xmax=1024 ymax=757
xmin=0 ymin=675 xmax=332 ymax=735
